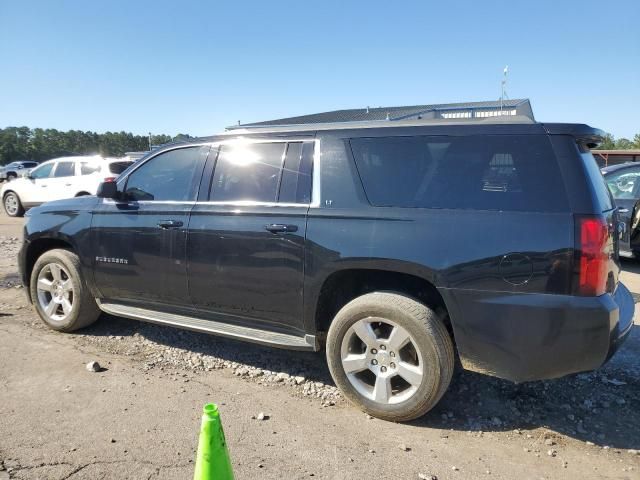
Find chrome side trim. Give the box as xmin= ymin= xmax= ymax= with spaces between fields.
xmin=97 ymin=300 xmax=317 ymax=351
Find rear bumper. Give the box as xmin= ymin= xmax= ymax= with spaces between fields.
xmin=441 ymin=284 xmax=635 ymax=383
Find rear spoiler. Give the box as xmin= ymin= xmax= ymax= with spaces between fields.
xmin=542 ymin=123 xmax=606 ymax=149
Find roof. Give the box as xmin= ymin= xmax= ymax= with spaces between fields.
xmin=231 ymin=99 xmax=531 ymax=129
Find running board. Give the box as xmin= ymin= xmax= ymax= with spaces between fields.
xmin=97 ymin=301 xmax=317 ymax=351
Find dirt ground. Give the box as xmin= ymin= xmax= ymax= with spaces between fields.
xmin=1 ymin=213 xmax=639 ymax=480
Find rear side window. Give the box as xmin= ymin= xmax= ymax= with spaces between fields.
xmin=53 ymin=162 xmax=76 ymax=177
xmin=109 ymin=161 xmax=132 ymax=174
xmin=80 ymin=162 xmax=101 ymax=175
xmin=350 ymin=135 xmax=569 ymax=212
xmin=278 ymin=142 xmax=313 ymax=203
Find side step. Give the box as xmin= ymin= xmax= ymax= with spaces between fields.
xmin=97 ymin=301 xmax=318 ymax=351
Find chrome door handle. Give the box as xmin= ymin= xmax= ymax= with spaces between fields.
xmin=265 ymin=224 xmax=298 ymax=234
xmin=618 ymin=208 xmax=630 ymax=213
xmin=157 ymin=220 xmax=184 ymax=229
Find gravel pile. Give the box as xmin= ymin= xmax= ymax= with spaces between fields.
xmin=76 ymin=317 xmax=341 ymax=405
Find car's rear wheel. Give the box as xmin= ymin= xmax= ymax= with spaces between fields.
xmin=326 ymin=292 xmax=454 ymax=422
xmin=30 ymin=249 xmax=100 ymax=332
xmin=3 ymin=191 xmax=24 ymax=217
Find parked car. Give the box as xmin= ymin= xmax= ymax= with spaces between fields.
xmin=602 ymin=163 xmax=640 ymax=258
xmin=0 ymin=161 xmax=39 ymax=182
xmin=1 ymin=156 xmax=133 ymax=217
xmin=18 ymin=118 xmax=634 ymax=421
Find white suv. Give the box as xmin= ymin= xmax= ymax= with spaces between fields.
xmin=1 ymin=155 xmax=133 ymax=217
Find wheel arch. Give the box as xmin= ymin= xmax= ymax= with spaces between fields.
xmin=312 ymin=267 xmax=454 ymax=345
xmin=24 ymin=237 xmax=75 ymax=302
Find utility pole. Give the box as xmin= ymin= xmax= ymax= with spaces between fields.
xmin=148 ymin=132 xmax=152 ymax=151
xmin=500 ymin=66 xmax=509 ymax=114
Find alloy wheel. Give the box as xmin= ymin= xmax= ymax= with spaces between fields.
xmin=4 ymin=194 xmax=18 ymax=216
xmin=36 ymin=263 xmax=75 ymax=322
xmin=340 ymin=317 xmax=423 ymax=405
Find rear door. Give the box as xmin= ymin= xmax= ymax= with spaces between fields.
xmin=47 ymin=160 xmax=77 ymax=200
xmin=187 ymin=139 xmax=314 ymax=332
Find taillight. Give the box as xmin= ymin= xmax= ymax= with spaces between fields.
xmin=576 ymin=215 xmax=609 ymax=296
xmin=103 ymin=176 xmax=116 ymax=183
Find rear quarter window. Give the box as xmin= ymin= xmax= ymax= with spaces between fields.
xmin=349 ymin=134 xmax=569 ymax=212
xmin=109 ymin=161 xmax=133 ymax=174
xmin=580 ymin=149 xmax=613 ymax=211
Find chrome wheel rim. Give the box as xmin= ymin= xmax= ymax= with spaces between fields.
xmin=340 ymin=318 xmax=423 ymax=405
xmin=36 ymin=263 xmax=75 ymax=322
xmin=4 ymin=194 xmax=18 ymax=215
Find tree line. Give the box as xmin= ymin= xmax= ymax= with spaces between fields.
xmin=594 ymin=133 xmax=640 ymax=150
xmin=1 ymin=125 xmax=638 ymax=166
xmin=0 ymin=127 xmax=194 ymax=165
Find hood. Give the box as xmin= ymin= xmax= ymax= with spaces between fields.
xmin=26 ymin=195 xmax=100 ymax=216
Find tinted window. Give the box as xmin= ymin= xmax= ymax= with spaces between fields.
xmin=53 ymin=162 xmax=76 ymax=177
xmin=580 ymin=150 xmax=613 ymax=211
xmin=210 ymin=142 xmax=285 ymax=202
xmin=278 ymin=142 xmax=313 ymax=203
xmin=81 ymin=162 xmax=101 ymax=175
xmin=350 ymin=135 xmax=569 ymax=212
xmin=30 ymin=163 xmax=54 ymax=179
xmin=25 ymin=162 xmax=38 ymax=168
xmin=605 ymin=167 xmax=640 ymax=200
xmin=108 ymin=161 xmax=132 ymax=174
xmin=125 ymin=147 xmax=207 ymax=201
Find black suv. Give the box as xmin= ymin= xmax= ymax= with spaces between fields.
xmin=18 ymin=117 xmax=634 ymax=421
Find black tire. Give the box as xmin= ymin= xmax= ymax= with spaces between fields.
xmin=3 ymin=191 xmax=25 ymax=217
xmin=326 ymin=292 xmax=454 ymax=422
xmin=30 ymin=249 xmax=100 ymax=332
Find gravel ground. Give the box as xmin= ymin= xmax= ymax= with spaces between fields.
xmin=1 ymin=217 xmax=640 ymax=479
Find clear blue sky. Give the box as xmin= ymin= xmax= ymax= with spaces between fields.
xmin=1 ymin=0 xmax=638 ymax=138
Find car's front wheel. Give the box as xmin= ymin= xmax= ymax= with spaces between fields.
xmin=30 ymin=249 xmax=101 ymax=332
xmin=3 ymin=191 xmax=24 ymax=217
xmin=326 ymin=292 xmax=454 ymax=421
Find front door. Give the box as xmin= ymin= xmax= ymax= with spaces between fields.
xmin=188 ymin=140 xmax=314 ymax=332
xmin=92 ymin=145 xmax=210 ymax=306
xmin=20 ymin=162 xmax=55 ymax=206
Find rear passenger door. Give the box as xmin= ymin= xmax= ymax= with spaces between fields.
xmin=46 ymin=161 xmax=78 ymax=200
xmin=187 ymin=139 xmax=314 ymax=332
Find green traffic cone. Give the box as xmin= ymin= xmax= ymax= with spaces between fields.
xmin=193 ymin=403 xmax=234 ymax=480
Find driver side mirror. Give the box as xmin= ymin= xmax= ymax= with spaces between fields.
xmin=97 ymin=181 xmax=120 ymax=199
